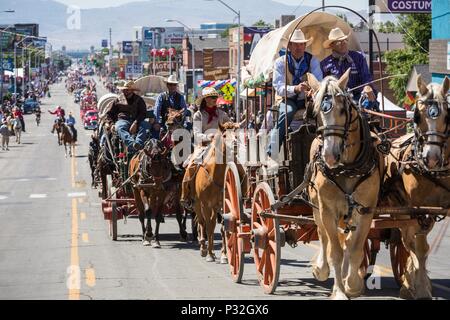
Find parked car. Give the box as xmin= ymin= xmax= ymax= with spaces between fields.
xmin=22 ymin=98 xmax=39 ymax=114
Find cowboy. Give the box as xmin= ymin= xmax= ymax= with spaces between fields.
xmin=320 ymin=27 xmax=375 ymax=102
xmin=154 ymin=75 xmax=191 ymax=132
xmin=66 ymin=111 xmax=77 ymax=142
xmin=105 ymin=80 xmax=150 ymax=152
xmin=266 ymin=28 xmax=323 ymax=169
xmin=179 ymin=87 xmax=230 ymax=210
xmin=49 ymin=105 xmax=66 ymax=122
xmin=360 ymin=85 xmax=381 ymax=131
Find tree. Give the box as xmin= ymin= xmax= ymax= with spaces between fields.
xmin=384 ymin=13 xmax=431 ymax=105
xmin=336 ymin=13 xmax=354 ymax=29
xmin=252 ymin=19 xmax=274 ymax=29
xmin=377 ymin=21 xmax=397 ymax=33
xmin=221 ymin=24 xmax=239 ymax=38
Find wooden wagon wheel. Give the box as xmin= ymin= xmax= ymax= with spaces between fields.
xmin=223 ymin=163 xmax=246 ymax=283
xmin=389 ymin=228 xmax=410 ymax=287
xmin=106 ymin=174 xmax=118 ymax=241
xmin=251 ymin=182 xmax=281 ymax=294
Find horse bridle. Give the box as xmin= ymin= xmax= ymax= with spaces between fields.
xmin=413 ymin=96 xmax=450 ymax=170
xmin=315 ymin=88 xmax=359 ymax=152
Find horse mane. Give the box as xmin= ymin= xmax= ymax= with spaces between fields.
xmin=313 ymin=76 xmax=342 ymax=116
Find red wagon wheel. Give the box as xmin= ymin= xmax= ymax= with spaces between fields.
xmin=389 ymin=228 xmax=410 ymax=287
xmin=251 ymin=182 xmax=281 ymax=294
xmin=106 ymin=174 xmax=118 ymax=241
xmin=223 ymin=163 xmax=246 ymax=283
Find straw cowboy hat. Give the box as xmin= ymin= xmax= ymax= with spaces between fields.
xmin=195 ymin=87 xmax=220 ymax=106
xmin=363 ymin=85 xmax=376 ymax=99
xmin=165 ymin=74 xmax=179 ymax=85
xmin=323 ymin=27 xmax=351 ymax=49
xmin=116 ymin=80 xmax=140 ymax=91
xmin=283 ymin=29 xmax=313 ymax=47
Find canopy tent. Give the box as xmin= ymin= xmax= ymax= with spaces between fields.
xmin=241 ymin=11 xmax=362 ymax=86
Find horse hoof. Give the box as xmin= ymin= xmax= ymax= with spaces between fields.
xmin=312 ymin=265 xmax=330 ymax=282
xmin=220 ymin=256 xmax=228 ymax=264
xmin=331 ymin=290 xmax=349 ymax=300
xmin=151 ymin=240 xmax=161 ymax=248
xmin=206 ymin=255 xmax=215 ymax=262
xmin=142 ymin=240 xmax=151 ymax=246
xmin=399 ymin=286 xmax=415 ymax=300
xmin=200 ymin=249 xmax=208 ymax=257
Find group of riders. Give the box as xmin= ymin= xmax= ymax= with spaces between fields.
xmin=90 ymin=27 xmax=383 ymax=212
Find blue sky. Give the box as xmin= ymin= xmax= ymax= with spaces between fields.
xmin=54 ymin=0 xmax=369 ymax=11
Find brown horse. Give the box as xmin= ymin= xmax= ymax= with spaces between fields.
xmin=60 ymin=123 xmax=76 ymax=157
xmin=306 ymin=70 xmax=385 ymax=299
xmin=382 ymin=75 xmax=449 ymax=299
xmin=52 ymin=117 xmax=64 ymax=145
xmin=186 ymin=122 xmax=239 ymax=262
xmin=129 ymin=139 xmax=187 ymax=247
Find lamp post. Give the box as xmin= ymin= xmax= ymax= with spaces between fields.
xmin=166 ymin=19 xmax=197 ymax=102
xmin=205 ymin=0 xmax=240 ymax=122
xmin=14 ymin=36 xmax=32 ymax=101
xmin=0 ymin=10 xmax=15 ymax=104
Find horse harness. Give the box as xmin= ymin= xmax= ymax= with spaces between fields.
xmin=313 ymin=91 xmax=380 ymax=233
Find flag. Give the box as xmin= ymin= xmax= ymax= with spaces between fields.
xmin=403 ymin=91 xmax=415 ymax=110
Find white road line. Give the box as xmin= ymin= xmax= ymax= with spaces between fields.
xmin=44 ymin=178 xmax=57 ymax=181
xmin=29 ymin=194 xmax=47 ymax=199
xmin=17 ymin=178 xmax=31 ymax=182
xmin=67 ymin=192 xmax=86 ymax=198
xmin=0 ymin=195 xmax=8 ymax=200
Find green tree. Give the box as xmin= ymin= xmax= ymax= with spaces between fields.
xmin=252 ymin=19 xmax=274 ymax=28
xmin=221 ymin=24 xmax=239 ymax=38
xmin=336 ymin=13 xmax=354 ymax=29
xmin=377 ymin=21 xmax=397 ymax=33
xmin=384 ymin=13 xmax=431 ymax=105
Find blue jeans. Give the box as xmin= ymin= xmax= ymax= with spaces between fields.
xmin=115 ymin=119 xmax=150 ymax=151
xmin=267 ymin=98 xmax=305 ymax=155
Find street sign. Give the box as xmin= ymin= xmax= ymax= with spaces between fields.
xmin=1 ymin=58 xmax=14 ymax=72
xmin=220 ymin=83 xmax=235 ymax=102
xmin=101 ymin=48 xmax=110 ymax=55
xmin=122 ymin=41 xmax=133 ymax=54
xmin=117 ymin=58 xmax=128 ymax=67
xmin=101 ymin=39 xmax=108 ymax=48
xmin=375 ymin=0 xmax=431 ymax=13
xmin=125 ymin=63 xmax=143 ymax=78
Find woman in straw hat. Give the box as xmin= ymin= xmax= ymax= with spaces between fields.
xmin=266 ymin=28 xmax=323 ymax=170
xmin=105 ymin=80 xmax=150 ymax=152
xmin=320 ymin=27 xmax=375 ymax=102
xmin=179 ymin=87 xmax=230 ymax=209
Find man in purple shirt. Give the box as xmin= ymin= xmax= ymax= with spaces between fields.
xmin=320 ymin=28 xmax=375 ymax=101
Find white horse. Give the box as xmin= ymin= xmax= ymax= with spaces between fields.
xmin=13 ymin=118 xmax=22 ymax=144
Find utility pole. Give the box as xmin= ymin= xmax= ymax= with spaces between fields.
xmin=369 ymin=0 xmax=375 ymax=75
xmin=109 ymin=27 xmax=112 ymax=81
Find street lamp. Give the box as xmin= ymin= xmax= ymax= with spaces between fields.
xmin=165 ymin=19 xmax=197 ymax=102
xmin=0 ymin=10 xmax=15 ymax=104
xmin=14 ymin=35 xmax=32 ymax=101
xmin=205 ymin=0 xmax=241 ymax=122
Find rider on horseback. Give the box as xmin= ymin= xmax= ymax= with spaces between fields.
xmin=179 ymin=87 xmax=230 ymax=210
xmin=49 ymin=105 xmax=66 ymax=133
xmin=66 ymin=112 xmax=77 ymax=142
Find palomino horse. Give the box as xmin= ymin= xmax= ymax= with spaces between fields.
xmin=52 ymin=117 xmax=64 ymax=145
xmin=60 ymin=123 xmax=76 ymax=157
xmin=129 ymin=139 xmax=187 ymax=247
xmin=12 ymin=118 xmax=22 ymax=144
xmin=382 ymin=75 xmax=449 ymax=299
xmin=306 ymin=70 xmax=385 ymax=299
xmin=187 ymin=122 xmax=239 ymax=262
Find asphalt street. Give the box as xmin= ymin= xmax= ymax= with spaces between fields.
xmin=0 ymin=77 xmax=449 ymax=300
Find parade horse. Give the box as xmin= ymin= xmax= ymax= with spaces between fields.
xmin=129 ymin=138 xmax=187 ymax=247
xmin=52 ymin=117 xmax=64 ymax=145
xmin=12 ymin=117 xmax=22 ymax=144
xmin=187 ymin=122 xmax=240 ymax=262
xmin=60 ymin=122 xmax=76 ymax=157
xmin=381 ymin=75 xmax=450 ymax=300
xmin=306 ymin=70 xmax=385 ymax=299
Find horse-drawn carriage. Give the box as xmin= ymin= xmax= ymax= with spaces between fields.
xmin=94 ymin=76 xmax=188 ymax=244
xmin=217 ymin=9 xmax=449 ymax=299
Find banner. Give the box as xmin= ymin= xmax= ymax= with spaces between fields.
xmin=375 ymin=0 xmax=431 ymax=13
xmin=1 ymin=58 xmax=14 ymax=72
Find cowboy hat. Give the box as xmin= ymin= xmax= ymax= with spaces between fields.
xmin=195 ymin=87 xmax=220 ymax=107
xmin=363 ymin=85 xmax=374 ymax=94
xmin=323 ymin=27 xmax=351 ymax=49
xmin=284 ymin=29 xmax=313 ymax=47
xmin=116 ymin=80 xmax=140 ymax=91
xmin=165 ymin=74 xmax=179 ymax=85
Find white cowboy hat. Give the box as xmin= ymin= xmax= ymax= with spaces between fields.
xmin=284 ymin=29 xmax=313 ymax=47
xmin=165 ymin=74 xmax=179 ymax=85
xmin=323 ymin=27 xmax=351 ymax=49
xmin=195 ymin=87 xmax=220 ymax=107
xmin=116 ymin=80 xmax=140 ymax=91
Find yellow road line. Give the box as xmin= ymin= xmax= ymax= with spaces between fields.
xmin=69 ymin=198 xmax=80 ymax=300
xmin=85 ymin=268 xmax=96 ymax=288
xmin=80 ymin=212 xmax=86 ymax=220
xmin=82 ymin=233 xmax=89 ymax=243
